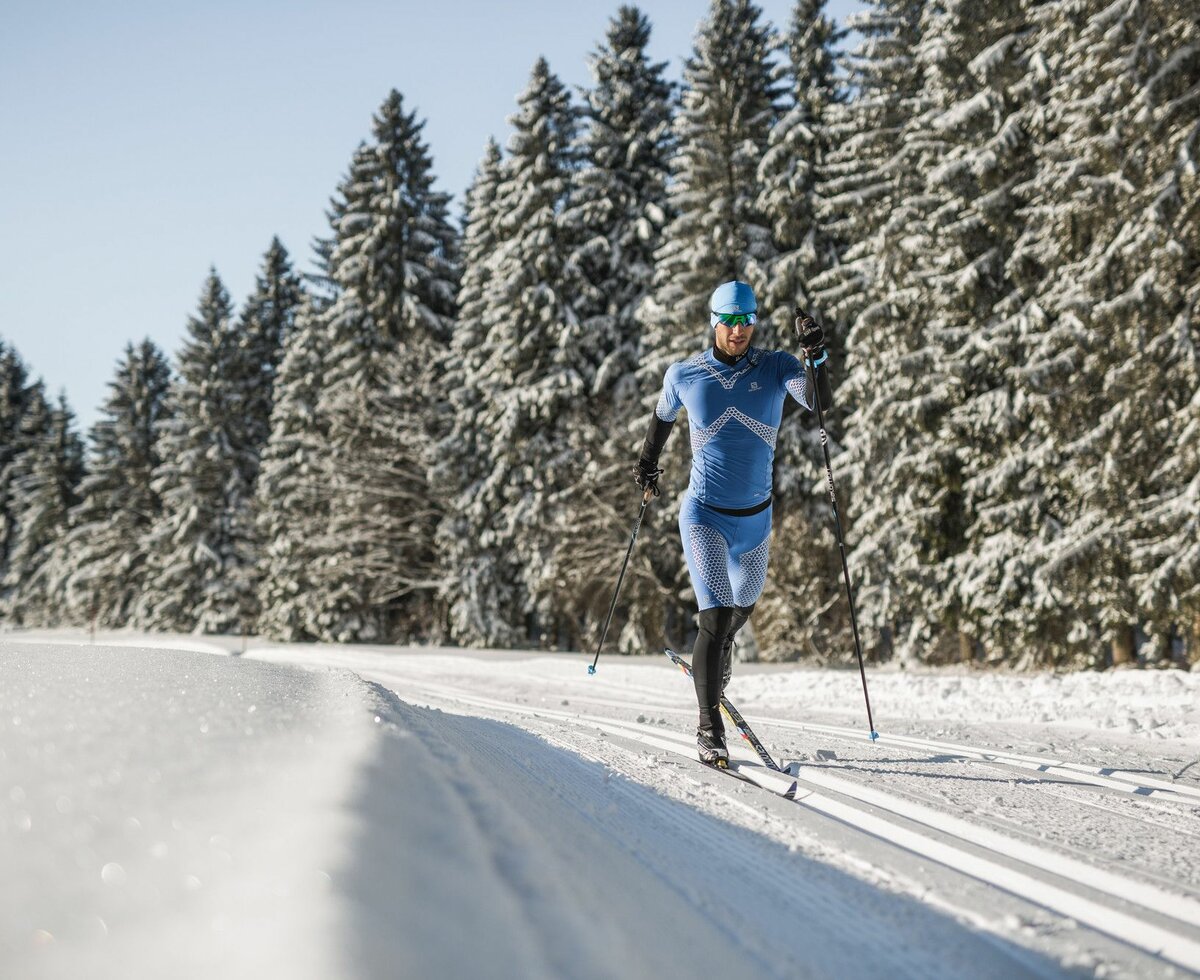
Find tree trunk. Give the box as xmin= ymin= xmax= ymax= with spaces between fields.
xmin=1111 ymin=626 xmax=1135 ymax=666
xmin=958 ymin=631 xmax=973 ymax=663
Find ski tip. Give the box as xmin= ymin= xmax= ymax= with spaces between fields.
xmin=587 ymin=664 xmax=596 ymax=675
xmin=868 ymin=730 xmax=879 ymax=742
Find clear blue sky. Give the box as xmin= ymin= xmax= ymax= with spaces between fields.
xmin=1 ymin=0 xmax=863 ymax=436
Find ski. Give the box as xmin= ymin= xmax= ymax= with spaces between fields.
xmin=663 ymin=648 xmax=784 ymax=773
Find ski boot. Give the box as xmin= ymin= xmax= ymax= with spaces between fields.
xmin=697 ymin=725 xmax=729 ymax=768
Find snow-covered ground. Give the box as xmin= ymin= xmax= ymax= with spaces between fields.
xmin=3 ymin=632 xmax=1199 ymax=978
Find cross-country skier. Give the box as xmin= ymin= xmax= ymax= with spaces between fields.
xmin=635 ymin=281 xmax=830 ymax=766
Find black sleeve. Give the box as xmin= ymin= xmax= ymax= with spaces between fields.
xmin=640 ymin=411 xmax=674 ymax=465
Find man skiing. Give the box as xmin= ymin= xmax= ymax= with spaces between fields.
xmin=635 ymin=281 xmax=830 ymax=766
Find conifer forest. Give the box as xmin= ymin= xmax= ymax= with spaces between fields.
xmin=1 ymin=0 xmax=1197 ymax=670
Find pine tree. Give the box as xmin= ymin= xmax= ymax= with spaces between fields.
xmin=809 ymin=0 xmax=925 ymax=327
xmin=61 ymin=340 xmax=173 ymax=627
xmin=1135 ymin=89 xmax=1200 ymax=663
xmin=233 ymin=238 xmax=304 ymax=471
xmin=223 ymin=238 xmax=305 ymax=626
xmin=637 ymin=0 xmax=783 ymax=651
xmin=1105 ymin=0 xmax=1198 ymax=665
xmin=436 ymin=139 xmax=524 ymax=646
xmin=751 ymin=0 xmax=849 ymax=661
xmin=308 ymin=90 xmax=458 ymax=642
xmin=1 ymin=387 xmax=84 ymax=626
xmin=642 ymin=0 xmax=781 ymax=362
xmin=893 ymin=0 xmax=1050 ymax=663
xmin=136 ymin=271 xmax=257 ymax=633
xmin=455 ymin=57 xmax=588 ymax=646
xmin=825 ymin=1 xmax=1048 ymax=664
xmin=798 ymin=0 xmax=926 ymax=662
xmin=548 ymin=6 xmax=677 ymax=651
xmin=1013 ymin=0 xmax=1200 ymax=665
xmin=254 ymin=296 xmax=331 ymax=640
xmin=0 ymin=341 xmax=34 ymax=602
xmin=756 ymin=0 xmax=845 ymax=327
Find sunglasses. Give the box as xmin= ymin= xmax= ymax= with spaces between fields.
xmin=711 ymin=312 xmax=757 ymax=328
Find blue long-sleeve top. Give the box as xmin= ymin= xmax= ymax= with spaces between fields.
xmin=644 ymin=346 xmax=828 ymax=510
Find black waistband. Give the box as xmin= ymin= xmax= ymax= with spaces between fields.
xmin=708 ymin=497 xmax=772 ymax=517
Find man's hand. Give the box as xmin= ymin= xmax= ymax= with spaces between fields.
xmin=634 ymin=458 xmax=662 ymax=496
xmin=795 ymin=308 xmax=827 ymax=361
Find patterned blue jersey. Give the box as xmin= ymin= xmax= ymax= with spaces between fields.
xmin=656 ymin=347 xmax=812 ymax=510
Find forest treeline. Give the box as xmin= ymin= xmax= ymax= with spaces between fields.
xmin=1 ymin=0 xmax=1196 ymax=669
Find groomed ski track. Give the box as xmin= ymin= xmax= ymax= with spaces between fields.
xmin=6 ymin=634 xmax=1200 ymax=978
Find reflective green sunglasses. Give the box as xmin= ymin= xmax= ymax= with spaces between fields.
xmin=711 ymin=311 xmax=757 ymax=328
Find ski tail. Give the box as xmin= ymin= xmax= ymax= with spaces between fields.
xmin=663 ymin=648 xmax=783 ymax=773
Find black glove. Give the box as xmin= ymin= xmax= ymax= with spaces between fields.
xmin=634 ymin=457 xmax=662 ymax=496
xmin=795 ymin=308 xmax=827 ymax=363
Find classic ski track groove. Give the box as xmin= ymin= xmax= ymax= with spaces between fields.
xmin=777 ymin=719 xmax=1200 ymax=804
xmin=403 ymin=680 xmax=798 ymax=797
xmin=400 ymin=678 xmax=1200 ymax=974
xmin=509 ymin=670 xmax=1200 ymax=805
xmin=503 ymin=666 xmax=1200 ymax=804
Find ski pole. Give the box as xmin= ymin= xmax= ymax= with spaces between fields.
xmin=799 ymin=313 xmax=879 ymax=741
xmin=589 ymin=486 xmax=654 ymax=675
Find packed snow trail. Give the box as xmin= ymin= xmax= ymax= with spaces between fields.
xmin=5 ymin=635 xmax=1200 ymax=978
xmin=1 ymin=640 xmax=1065 ymax=979
xmin=0 ymin=643 xmax=366 ymax=980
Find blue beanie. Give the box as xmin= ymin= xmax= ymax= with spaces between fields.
xmin=709 ymin=280 xmax=757 ymax=318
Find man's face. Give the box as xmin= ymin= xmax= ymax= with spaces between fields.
xmin=714 ymin=320 xmax=754 ymax=357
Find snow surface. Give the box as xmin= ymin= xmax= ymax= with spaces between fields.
xmin=3 ymin=632 xmax=1200 ymax=978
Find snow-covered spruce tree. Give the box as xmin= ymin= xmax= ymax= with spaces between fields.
xmin=637 ymin=0 xmax=783 ymax=653
xmin=1100 ymin=1 xmax=1199 ymax=666
xmin=1 ymin=388 xmax=85 ymax=626
xmin=232 ymin=238 xmax=304 ymax=473
xmin=751 ymin=0 xmax=849 ymax=662
xmin=547 ymin=6 xmax=677 ymax=652
xmin=801 ymin=0 xmax=926 ymax=663
xmin=940 ymin=2 xmax=1125 ymax=667
xmin=641 ymin=0 xmax=781 ymax=366
xmin=1140 ymin=305 xmax=1199 ymax=666
xmin=893 ymin=0 xmax=1052 ymax=664
xmin=756 ymin=0 xmax=844 ymax=329
xmin=223 ymin=238 xmax=305 ymax=625
xmin=254 ymin=296 xmax=330 ymax=640
xmin=435 ymin=139 xmax=526 ymax=647
xmin=1134 ymin=59 xmax=1199 ymax=664
xmin=809 ymin=0 xmax=925 ymax=328
xmin=0 ymin=341 xmax=35 ymax=604
xmin=136 ymin=271 xmax=258 ymax=634
xmin=829 ymin=1 xmax=1042 ymax=665
xmin=455 ymin=57 xmax=592 ymax=647
xmin=60 ymin=340 xmax=173 ymax=627
xmin=806 ymin=0 xmax=926 ymax=666
xmin=308 ymin=90 xmax=458 ymax=643
xmin=1013 ymin=1 xmax=1200 ymax=666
